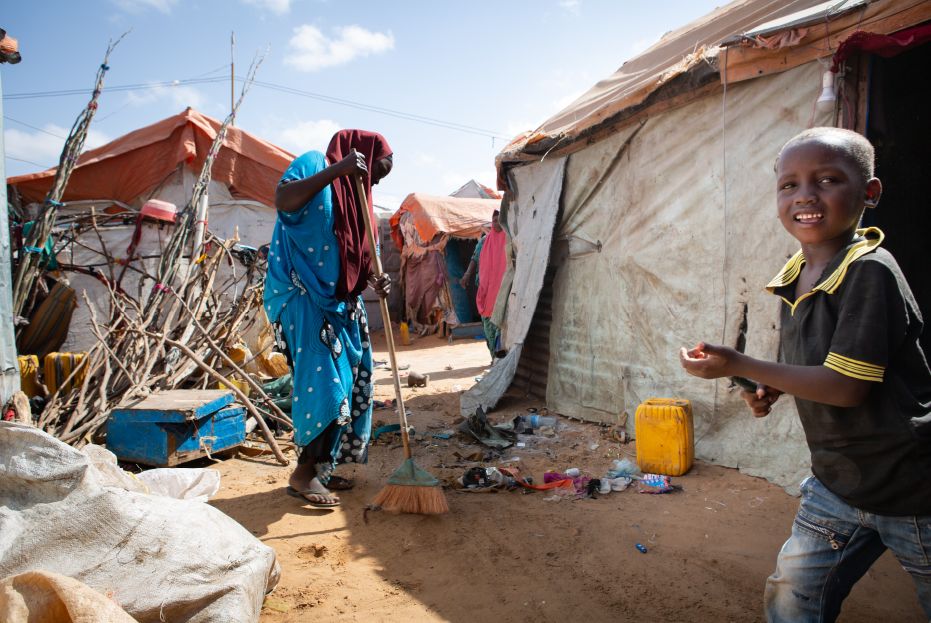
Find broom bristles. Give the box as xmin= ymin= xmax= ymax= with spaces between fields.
xmin=373 ymin=484 xmax=449 ymax=515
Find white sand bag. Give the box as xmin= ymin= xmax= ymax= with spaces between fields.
xmin=0 ymin=422 xmax=279 ymax=623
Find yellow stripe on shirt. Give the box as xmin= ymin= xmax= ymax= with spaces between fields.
xmin=824 ymin=352 xmax=884 ymax=382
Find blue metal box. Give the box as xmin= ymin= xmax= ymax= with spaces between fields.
xmin=107 ymin=390 xmax=246 ymax=466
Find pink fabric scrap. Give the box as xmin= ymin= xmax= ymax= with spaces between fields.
xmin=476 ymin=227 xmax=507 ymax=317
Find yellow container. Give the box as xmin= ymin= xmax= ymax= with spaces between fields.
xmin=634 ymin=398 xmax=694 ymax=476
xmin=400 ymin=322 xmax=411 ymax=346
xmin=18 ymin=355 xmax=40 ymax=399
xmin=213 ymin=376 xmax=251 ymax=398
xmin=44 ymin=352 xmax=87 ymax=395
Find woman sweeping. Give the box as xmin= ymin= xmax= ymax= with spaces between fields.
xmin=265 ymin=130 xmax=393 ymax=507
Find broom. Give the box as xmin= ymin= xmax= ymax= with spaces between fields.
xmin=350 ymin=150 xmax=449 ymax=515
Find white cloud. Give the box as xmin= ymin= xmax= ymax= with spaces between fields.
xmin=242 ymin=0 xmax=294 ymax=14
xmin=110 ymin=0 xmax=178 ymax=13
xmin=414 ymin=152 xmax=440 ymax=167
xmin=5 ymin=124 xmax=112 ymax=170
xmin=271 ymin=119 xmax=341 ymax=153
xmin=122 ymin=83 xmax=207 ymax=111
xmin=284 ymin=24 xmax=395 ymax=72
xmin=559 ymin=0 xmax=581 ymax=15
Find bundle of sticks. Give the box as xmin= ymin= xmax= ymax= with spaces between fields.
xmin=33 ymin=216 xmax=292 ymax=465
xmin=17 ymin=43 xmax=290 ymax=463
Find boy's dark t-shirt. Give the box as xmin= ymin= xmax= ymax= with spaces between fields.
xmin=767 ymin=227 xmax=931 ymax=516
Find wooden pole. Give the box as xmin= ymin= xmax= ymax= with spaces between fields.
xmin=230 ymin=32 xmax=235 ymax=126
xmin=349 ymin=149 xmax=411 ymax=460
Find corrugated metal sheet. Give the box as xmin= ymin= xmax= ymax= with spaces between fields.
xmin=511 ymin=267 xmax=556 ymax=400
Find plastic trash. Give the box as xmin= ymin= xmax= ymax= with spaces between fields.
xmin=485 ymin=467 xmax=509 ymax=486
xmin=636 ymin=543 xmax=647 ymax=554
xmin=606 ymin=458 xmax=641 ymax=479
xmin=608 ymin=476 xmax=633 ymax=491
xmin=636 ymin=473 xmax=674 ymax=494
xmin=459 ymin=467 xmax=515 ymax=488
xmin=565 ymin=468 xmax=580 ymax=477
xmin=539 ymin=426 xmax=556 ymax=437
xmin=522 ymin=414 xmax=558 ymax=428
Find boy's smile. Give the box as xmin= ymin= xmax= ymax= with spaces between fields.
xmin=775 ymin=140 xmax=881 ymax=248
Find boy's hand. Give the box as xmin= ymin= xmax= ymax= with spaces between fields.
xmin=740 ymin=383 xmax=783 ymax=418
xmin=678 ymin=342 xmax=742 ymax=379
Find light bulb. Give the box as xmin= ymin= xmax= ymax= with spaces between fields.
xmin=817 ymin=71 xmax=836 ymax=112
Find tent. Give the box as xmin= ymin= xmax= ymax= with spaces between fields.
xmin=450 ymin=179 xmax=501 ymax=200
xmin=389 ymin=192 xmax=500 ymax=334
xmin=7 ymin=108 xmax=294 ymax=356
xmin=463 ymin=0 xmax=931 ymax=494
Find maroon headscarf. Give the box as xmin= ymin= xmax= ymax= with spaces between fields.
xmin=326 ymin=130 xmax=393 ymax=301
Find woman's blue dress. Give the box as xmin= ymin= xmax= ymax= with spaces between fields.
xmin=263 ymin=151 xmax=374 ymax=483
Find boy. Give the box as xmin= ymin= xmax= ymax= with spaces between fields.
xmin=679 ymin=127 xmax=930 ymax=622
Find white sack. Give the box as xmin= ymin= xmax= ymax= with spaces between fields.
xmin=136 ymin=468 xmax=221 ymax=503
xmin=0 ymin=422 xmax=279 ymax=623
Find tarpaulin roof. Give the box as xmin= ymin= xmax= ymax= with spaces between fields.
xmin=8 ymin=108 xmax=295 ymax=207
xmin=389 ymin=192 xmax=499 ymax=250
xmin=496 ymin=0 xmax=931 ymax=176
xmin=450 ymin=179 xmax=502 ymax=200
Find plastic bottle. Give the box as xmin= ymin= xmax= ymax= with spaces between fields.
xmin=400 ymin=322 xmax=411 ymax=345
xmin=522 ymin=414 xmax=558 ymax=428
xmin=606 ymin=458 xmax=641 ymax=479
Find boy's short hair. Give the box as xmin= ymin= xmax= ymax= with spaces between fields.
xmin=779 ymin=127 xmax=875 ymax=184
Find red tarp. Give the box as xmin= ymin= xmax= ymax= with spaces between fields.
xmin=8 ymin=108 xmax=295 ymax=207
xmin=832 ymin=24 xmax=931 ymax=72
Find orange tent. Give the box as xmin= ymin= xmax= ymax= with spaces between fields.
xmin=8 ymin=108 xmax=295 ymax=207
xmin=389 ymin=192 xmax=499 ymax=251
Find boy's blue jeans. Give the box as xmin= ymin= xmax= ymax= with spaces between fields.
xmin=765 ymin=476 xmax=931 ymax=622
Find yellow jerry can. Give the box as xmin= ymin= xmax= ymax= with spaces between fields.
xmin=634 ymin=398 xmax=694 ymax=476
xmin=44 ymin=352 xmax=87 ymax=395
xmin=18 ymin=355 xmax=40 ymax=399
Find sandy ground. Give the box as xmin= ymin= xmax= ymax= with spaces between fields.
xmin=208 ymin=328 xmax=925 ymax=623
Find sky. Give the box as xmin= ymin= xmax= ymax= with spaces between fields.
xmin=2 ymin=0 xmax=723 ymax=211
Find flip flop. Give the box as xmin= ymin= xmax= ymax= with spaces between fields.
xmin=286 ymin=486 xmax=340 ymax=508
xmin=326 ymin=476 xmax=355 ymax=490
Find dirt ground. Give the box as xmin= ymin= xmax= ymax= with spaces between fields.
xmin=208 ymin=328 xmax=925 ymax=623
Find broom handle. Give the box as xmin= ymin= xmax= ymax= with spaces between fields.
xmin=350 ymin=149 xmax=412 ymax=461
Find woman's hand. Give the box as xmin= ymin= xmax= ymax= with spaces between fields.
xmin=369 ymin=274 xmax=391 ymax=299
xmin=740 ymin=383 xmax=783 ymax=418
xmin=459 ymin=272 xmax=471 ymax=289
xmin=333 ymin=151 xmax=368 ymax=178
xmin=678 ymin=342 xmax=743 ymax=379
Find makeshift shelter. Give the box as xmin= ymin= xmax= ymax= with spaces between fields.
xmin=463 ymin=0 xmax=931 ymax=494
xmin=7 ymin=108 xmax=293 ymax=359
xmin=451 ymin=179 xmax=501 ymax=200
xmin=389 ymin=193 xmax=499 ymax=334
